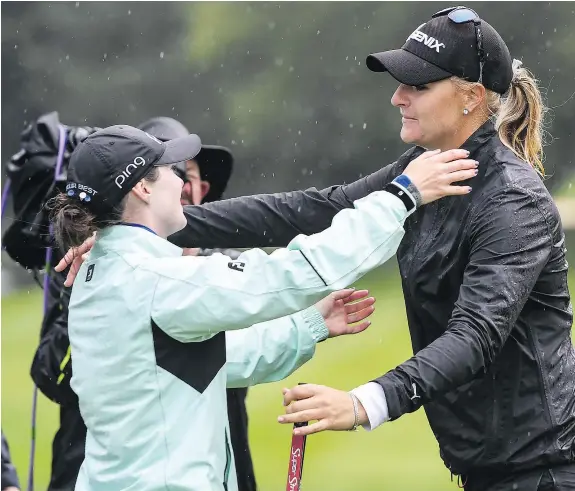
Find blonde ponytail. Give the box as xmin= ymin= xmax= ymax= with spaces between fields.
xmin=486 ymin=59 xmax=547 ymax=177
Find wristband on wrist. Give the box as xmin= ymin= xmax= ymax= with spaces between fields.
xmin=394 ymin=174 xmax=423 ymax=208
xmin=383 ymin=179 xmax=417 ymax=213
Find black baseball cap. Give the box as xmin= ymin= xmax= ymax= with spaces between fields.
xmin=137 ymin=117 xmax=234 ymax=203
xmin=66 ymin=124 xmax=202 ymax=215
xmin=366 ymin=6 xmax=513 ymax=94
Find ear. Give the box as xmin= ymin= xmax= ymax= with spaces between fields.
xmin=465 ymin=83 xmax=486 ymax=113
xmin=130 ymin=179 xmax=153 ymax=204
xmin=199 ymin=180 xmax=211 ymax=201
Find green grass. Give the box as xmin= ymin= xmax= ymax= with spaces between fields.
xmin=2 ymin=265 xmax=574 ymax=491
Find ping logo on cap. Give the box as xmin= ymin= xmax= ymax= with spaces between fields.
xmin=408 ymin=24 xmax=445 ymax=53
xmin=115 ymin=156 xmax=147 ymax=189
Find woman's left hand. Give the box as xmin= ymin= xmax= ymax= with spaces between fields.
xmin=278 ymin=384 xmax=368 ymax=436
xmin=314 ymin=289 xmax=375 ymax=338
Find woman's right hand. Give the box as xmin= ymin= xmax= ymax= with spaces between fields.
xmin=402 ymin=149 xmax=478 ymax=204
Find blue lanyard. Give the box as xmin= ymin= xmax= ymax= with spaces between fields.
xmin=119 ymin=222 xmax=158 ymax=236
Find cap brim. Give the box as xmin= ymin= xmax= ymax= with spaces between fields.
xmin=156 ymin=134 xmax=202 ymax=166
xmin=366 ymin=49 xmax=452 ymax=86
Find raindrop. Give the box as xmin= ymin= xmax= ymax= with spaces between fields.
xmin=75 ymin=1 xmax=79 ymax=6
xmin=128 ymin=9 xmax=131 ymax=15
xmin=317 ymin=30 xmax=321 ymax=35
xmin=160 ymin=52 xmax=164 ymax=59
xmin=65 ymin=54 xmax=69 ymax=60
xmin=363 ymin=123 xmax=367 ymax=129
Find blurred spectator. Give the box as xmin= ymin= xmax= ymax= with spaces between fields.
xmin=1 ymin=431 xmax=20 ymax=491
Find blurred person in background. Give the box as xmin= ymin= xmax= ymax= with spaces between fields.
xmin=1 ymin=431 xmax=20 ymax=491
xmin=57 ymin=4 xmax=574 ymax=491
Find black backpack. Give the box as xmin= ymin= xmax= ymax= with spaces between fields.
xmin=2 ymin=112 xmax=98 ymax=270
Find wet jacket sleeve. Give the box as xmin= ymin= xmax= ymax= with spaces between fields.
xmin=373 ymin=187 xmax=554 ymax=420
xmin=169 ymin=160 xmax=403 ymax=249
xmin=150 ymin=189 xmax=413 ymax=342
xmin=30 ymin=270 xmax=76 ymax=406
xmin=1 ymin=431 xmax=20 ymax=490
xmin=225 ymin=307 xmax=327 ymax=388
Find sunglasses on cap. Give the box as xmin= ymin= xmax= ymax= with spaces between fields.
xmin=432 ymin=6 xmax=486 ymax=84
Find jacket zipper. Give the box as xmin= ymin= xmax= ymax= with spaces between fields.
xmin=489 ymin=372 xmax=500 ymax=450
xmin=223 ymin=429 xmax=231 ymax=491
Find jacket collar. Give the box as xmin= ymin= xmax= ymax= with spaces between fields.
xmin=459 ymin=119 xmax=496 ymax=157
xmin=94 ymin=223 xmax=183 ymax=259
xmin=406 ymin=119 xmax=496 ymax=161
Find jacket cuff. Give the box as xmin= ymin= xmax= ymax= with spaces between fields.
xmin=350 ymin=382 xmax=390 ymax=431
xmin=371 ymin=374 xmax=409 ymax=421
xmin=301 ymin=306 xmax=329 ymax=343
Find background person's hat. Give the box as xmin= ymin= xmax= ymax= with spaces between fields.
xmin=66 ymin=124 xmax=201 ymax=215
xmin=138 ymin=117 xmax=234 ymax=203
xmin=366 ymin=6 xmax=513 ymax=94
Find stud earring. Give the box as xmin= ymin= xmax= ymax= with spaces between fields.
xmin=463 ymin=108 xmax=469 ymax=115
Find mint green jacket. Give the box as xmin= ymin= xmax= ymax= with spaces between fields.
xmin=68 ymin=190 xmax=413 ymax=491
